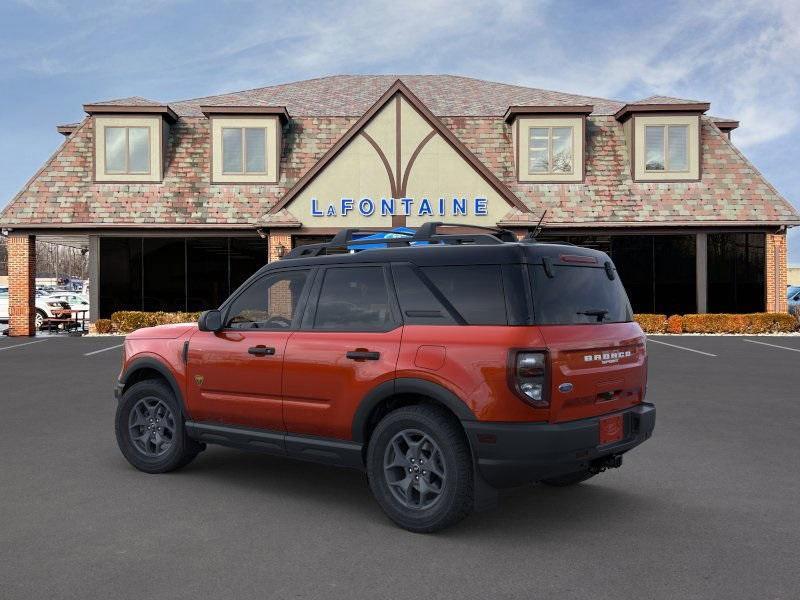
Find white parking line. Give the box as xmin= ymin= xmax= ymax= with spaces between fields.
xmin=0 ymin=339 xmax=50 ymax=352
xmin=646 ymin=338 xmax=717 ymax=357
xmin=742 ymin=339 xmax=800 ymax=353
xmin=84 ymin=344 xmax=123 ymax=356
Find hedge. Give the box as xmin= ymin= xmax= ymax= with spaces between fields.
xmin=100 ymin=310 xmax=798 ymax=334
xmin=110 ymin=311 xmax=202 ymax=334
xmin=635 ymin=312 xmax=798 ymax=334
xmin=94 ymin=319 xmax=114 ymax=334
xmin=633 ymin=314 xmax=667 ymax=333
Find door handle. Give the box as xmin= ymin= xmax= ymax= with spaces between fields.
xmin=248 ymin=346 xmax=276 ymax=356
xmin=346 ymin=350 xmax=381 ymax=361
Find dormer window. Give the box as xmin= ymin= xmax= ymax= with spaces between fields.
xmin=528 ymin=126 xmax=574 ymax=174
xmin=84 ymin=101 xmax=175 ymax=183
xmin=105 ymin=126 xmax=151 ymax=174
xmin=644 ymin=124 xmax=688 ymax=172
xmin=222 ymin=127 xmax=268 ymax=174
xmin=505 ymin=106 xmax=591 ymax=184
xmin=92 ymin=116 xmax=164 ymax=182
xmin=201 ymin=106 xmax=289 ymax=184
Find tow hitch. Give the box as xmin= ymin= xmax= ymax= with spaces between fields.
xmin=590 ymin=454 xmax=623 ymax=474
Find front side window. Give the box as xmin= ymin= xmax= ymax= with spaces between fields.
xmin=314 ymin=267 xmax=391 ymax=331
xmin=225 ymin=270 xmax=309 ymax=329
xmin=222 ymin=127 xmax=267 ymax=174
xmin=645 ymin=125 xmax=688 ymax=171
xmin=528 ymin=126 xmax=573 ymax=174
xmin=104 ymin=126 xmax=150 ymax=174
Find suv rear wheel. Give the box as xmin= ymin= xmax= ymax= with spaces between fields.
xmin=367 ymin=405 xmax=473 ymax=533
xmin=115 ymin=379 xmax=203 ymax=473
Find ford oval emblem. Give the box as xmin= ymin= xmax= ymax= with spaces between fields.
xmin=558 ymin=382 xmax=574 ymax=393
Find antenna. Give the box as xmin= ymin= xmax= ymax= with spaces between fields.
xmin=530 ymin=209 xmax=548 ymax=240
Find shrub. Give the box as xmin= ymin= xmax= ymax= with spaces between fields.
xmin=634 ymin=314 xmax=667 ymax=333
xmin=110 ymin=311 xmax=202 ymax=334
xmin=681 ymin=313 xmax=797 ymax=334
xmin=94 ymin=319 xmax=114 ymax=334
xmin=666 ymin=314 xmax=683 ymax=334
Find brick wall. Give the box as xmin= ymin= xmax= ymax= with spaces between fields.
xmin=765 ymin=232 xmax=788 ymax=312
xmin=268 ymin=231 xmax=292 ymax=263
xmin=7 ymin=234 xmax=36 ymax=336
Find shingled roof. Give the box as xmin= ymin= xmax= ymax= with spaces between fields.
xmin=1 ymin=75 xmax=797 ymax=229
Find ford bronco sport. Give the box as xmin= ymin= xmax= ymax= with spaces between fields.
xmin=114 ymin=223 xmax=655 ymax=532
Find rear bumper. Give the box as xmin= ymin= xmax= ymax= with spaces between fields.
xmin=463 ymin=403 xmax=656 ymax=488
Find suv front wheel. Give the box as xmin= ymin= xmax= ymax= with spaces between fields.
xmin=367 ymin=405 xmax=474 ymax=533
xmin=115 ymin=380 xmax=203 ymax=473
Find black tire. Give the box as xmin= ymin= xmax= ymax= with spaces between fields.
xmin=115 ymin=379 xmax=203 ymax=474
xmin=541 ymin=469 xmax=596 ymax=487
xmin=35 ymin=309 xmax=46 ymax=330
xmin=367 ymin=405 xmax=474 ymax=533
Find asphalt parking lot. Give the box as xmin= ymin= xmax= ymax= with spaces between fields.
xmin=1 ymin=335 xmax=799 ymax=599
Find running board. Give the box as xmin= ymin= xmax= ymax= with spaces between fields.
xmin=185 ymin=421 xmax=364 ymax=470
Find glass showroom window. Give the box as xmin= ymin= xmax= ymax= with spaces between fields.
xmin=528 ymin=127 xmax=573 ymax=174
xmin=104 ymin=126 xmax=150 ymax=174
xmin=222 ymin=127 xmax=267 ymax=174
xmin=645 ymin=125 xmax=688 ymax=171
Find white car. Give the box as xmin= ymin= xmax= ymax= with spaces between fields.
xmin=46 ymin=292 xmax=90 ymax=313
xmin=0 ymin=287 xmax=73 ymax=329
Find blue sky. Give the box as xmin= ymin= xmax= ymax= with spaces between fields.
xmin=1 ymin=0 xmax=798 ymax=261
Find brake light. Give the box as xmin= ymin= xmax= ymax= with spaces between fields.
xmin=510 ymin=351 xmax=549 ymax=408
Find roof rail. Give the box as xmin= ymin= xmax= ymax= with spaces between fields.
xmin=281 ymin=222 xmax=518 ymax=259
xmin=412 ymin=222 xmax=518 ymax=243
xmin=283 ymin=229 xmax=413 ymax=259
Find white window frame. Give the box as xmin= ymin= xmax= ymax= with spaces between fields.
xmin=516 ymin=116 xmax=584 ymax=183
xmin=644 ymin=124 xmax=689 ymax=173
xmin=221 ymin=127 xmax=269 ymax=175
xmin=632 ymin=114 xmax=699 ymax=182
xmin=210 ymin=116 xmax=279 ymax=184
xmin=94 ymin=115 xmax=163 ymax=183
xmin=104 ymin=126 xmax=152 ymax=175
xmin=527 ymin=126 xmax=575 ymax=176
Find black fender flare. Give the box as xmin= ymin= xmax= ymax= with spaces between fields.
xmin=118 ymin=357 xmax=187 ymax=415
xmin=351 ymin=377 xmax=476 ymax=443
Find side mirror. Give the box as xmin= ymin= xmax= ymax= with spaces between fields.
xmin=198 ymin=309 xmax=223 ymax=332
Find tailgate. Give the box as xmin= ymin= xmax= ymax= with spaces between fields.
xmin=539 ymin=322 xmax=646 ymax=423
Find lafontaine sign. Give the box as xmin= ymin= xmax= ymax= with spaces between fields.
xmin=310 ymin=196 xmax=488 ymax=218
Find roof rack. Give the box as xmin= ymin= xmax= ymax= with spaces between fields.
xmin=281 ymin=222 xmax=519 ymax=259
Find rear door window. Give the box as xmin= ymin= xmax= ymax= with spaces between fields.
xmin=421 ymin=265 xmax=507 ymax=325
xmin=314 ymin=266 xmax=393 ymax=331
xmin=529 ymin=264 xmax=633 ymax=324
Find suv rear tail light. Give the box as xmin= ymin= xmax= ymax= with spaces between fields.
xmin=510 ymin=351 xmax=549 ymax=408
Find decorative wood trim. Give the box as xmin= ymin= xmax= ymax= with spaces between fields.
xmin=83 ymin=104 xmax=178 ymax=122
xmin=268 ymin=79 xmax=529 ymax=215
xmin=504 ymin=104 xmax=593 ymax=123
xmin=614 ymin=102 xmax=709 ymax=122
xmin=200 ymin=105 xmax=290 ymax=123
xmin=399 ymin=131 xmax=436 ymax=197
xmin=360 ymin=131 xmax=398 ymax=199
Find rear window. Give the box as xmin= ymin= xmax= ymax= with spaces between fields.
xmin=530 ymin=264 xmax=633 ymax=325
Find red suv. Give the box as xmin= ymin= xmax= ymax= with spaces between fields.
xmin=114 ymin=223 xmax=655 ymax=532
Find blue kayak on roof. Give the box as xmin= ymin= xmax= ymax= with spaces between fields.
xmin=347 ymin=227 xmax=420 ymax=250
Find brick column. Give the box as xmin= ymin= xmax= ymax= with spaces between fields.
xmin=8 ymin=234 xmax=36 ymax=336
xmin=268 ymin=230 xmax=292 ymax=262
xmin=765 ymin=232 xmax=788 ymax=313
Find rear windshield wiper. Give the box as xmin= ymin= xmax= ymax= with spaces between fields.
xmin=576 ymin=309 xmax=609 ymax=322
